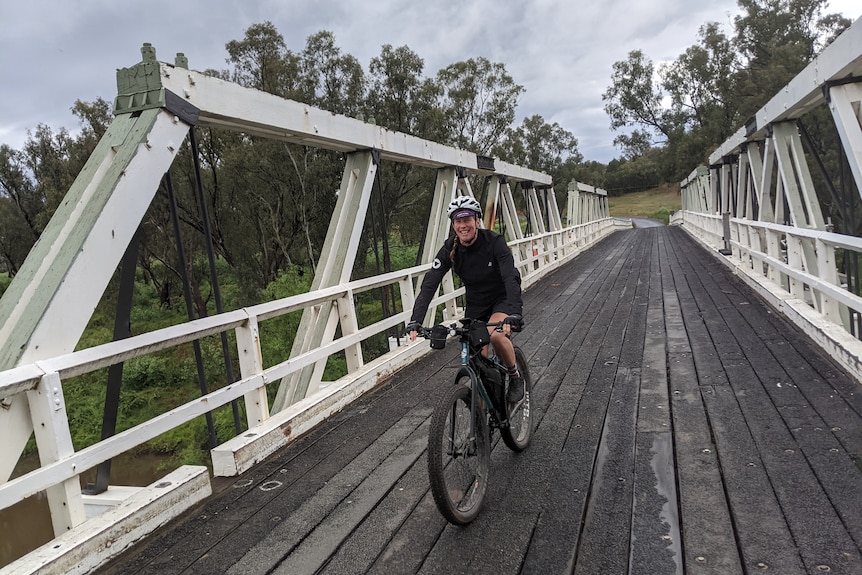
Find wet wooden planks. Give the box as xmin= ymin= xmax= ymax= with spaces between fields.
xmin=96 ymin=226 xmax=862 ymax=575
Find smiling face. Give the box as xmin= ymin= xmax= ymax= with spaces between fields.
xmin=452 ymin=214 xmax=479 ymax=246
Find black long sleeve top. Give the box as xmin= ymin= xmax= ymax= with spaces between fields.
xmin=410 ymin=228 xmax=522 ymax=324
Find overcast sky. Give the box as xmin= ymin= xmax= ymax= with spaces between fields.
xmin=1 ymin=1 xmax=859 ymax=163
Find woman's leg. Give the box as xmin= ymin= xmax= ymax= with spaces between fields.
xmin=487 ymin=311 xmax=515 ymax=369
xmin=487 ymin=311 xmax=524 ymax=403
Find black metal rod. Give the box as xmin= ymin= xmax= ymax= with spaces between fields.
xmin=798 ymin=120 xmax=847 ymax=226
xmin=165 ymin=171 xmax=218 ymax=449
xmin=376 ymin=164 xmax=400 ymax=343
xmin=82 ymin=229 xmax=140 ymax=495
xmin=188 ymin=129 xmax=242 ymax=434
xmin=368 ymin=176 xmax=388 ymax=340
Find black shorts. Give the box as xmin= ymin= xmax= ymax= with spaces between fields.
xmin=467 ymin=299 xmax=509 ymax=322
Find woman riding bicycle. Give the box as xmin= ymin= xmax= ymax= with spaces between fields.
xmin=406 ymin=196 xmax=525 ymax=404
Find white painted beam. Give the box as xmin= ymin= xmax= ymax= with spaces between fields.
xmin=2 ymin=466 xmax=210 ymax=575
xmin=711 ymin=15 xmax=862 ymax=163
xmin=159 ymin=65 xmax=552 ymax=185
xmin=0 ymin=109 xmax=188 ymax=483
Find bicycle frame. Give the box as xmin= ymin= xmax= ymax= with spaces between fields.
xmin=459 ymin=336 xmax=506 ymax=437
xmin=416 ymin=318 xmax=516 ymax=438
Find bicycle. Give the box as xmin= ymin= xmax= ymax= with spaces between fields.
xmin=415 ymin=318 xmax=533 ymax=525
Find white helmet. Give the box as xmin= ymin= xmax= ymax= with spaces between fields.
xmin=447 ymin=196 xmax=482 ymax=219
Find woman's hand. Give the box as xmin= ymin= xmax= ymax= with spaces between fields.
xmin=503 ymin=314 xmax=523 ymax=333
xmin=406 ymin=321 xmax=421 ymax=341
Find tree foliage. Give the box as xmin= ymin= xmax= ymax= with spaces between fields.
xmin=0 ymin=145 xmax=41 ymax=274
xmin=363 ymin=44 xmax=445 ymax=251
xmin=494 ymin=114 xmax=582 ymax=212
xmin=0 ymin=98 xmax=114 ymax=275
xmin=601 ymin=0 xmax=851 ymax=190
xmin=496 ymin=114 xmax=582 ymax=174
xmin=436 ymin=57 xmax=524 ymax=155
xmin=604 ymin=50 xmax=677 ymax=143
xmin=225 ymin=21 xmax=294 ymax=95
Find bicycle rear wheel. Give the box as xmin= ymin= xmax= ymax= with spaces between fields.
xmin=427 ymin=377 xmax=490 ymax=525
xmin=501 ymin=345 xmax=533 ymax=451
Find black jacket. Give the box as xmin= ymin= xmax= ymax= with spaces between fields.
xmin=410 ymin=229 xmax=522 ymax=324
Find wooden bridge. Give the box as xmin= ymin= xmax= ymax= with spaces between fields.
xmin=4 ymin=15 xmax=862 ymax=575
xmin=93 ymin=225 xmax=862 ymax=575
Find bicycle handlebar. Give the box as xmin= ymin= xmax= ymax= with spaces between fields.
xmin=408 ymin=319 xmax=521 ymax=341
xmin=414 ymin=321 xmax=501 ymax=336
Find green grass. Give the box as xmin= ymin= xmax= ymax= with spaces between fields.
xmin=608 ymin=184 xmax=681 ymax=225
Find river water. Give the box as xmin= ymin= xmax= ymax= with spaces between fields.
xmin=0 ymin=452 xmax=178 ymax=568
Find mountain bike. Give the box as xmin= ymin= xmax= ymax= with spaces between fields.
xmin=415 ymin=318 xmax=533 ymax=525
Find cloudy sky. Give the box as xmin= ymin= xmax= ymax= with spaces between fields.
xmin=1 ymin=1 xmax=859 ymax=163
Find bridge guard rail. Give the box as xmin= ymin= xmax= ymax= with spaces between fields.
xmin=671 ymin=210 xmax=862 ymax=384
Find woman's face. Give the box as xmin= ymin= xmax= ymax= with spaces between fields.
xmin=452 ymin=215 xmax=479 ymax=246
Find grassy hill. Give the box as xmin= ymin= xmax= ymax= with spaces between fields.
xmin=607 ymin=184 xmax=681 ymax=225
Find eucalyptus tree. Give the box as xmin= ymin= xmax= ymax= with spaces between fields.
xmin=298 ymin=31 xmax=366 ymax=117
xmin=366 ymin=45 xmax=445 ymax=138
xmin=0 ymin=108 xmax=109 ymax=282
xmin=225 ymin=20 xmax=299 ymax=96
xmin=733 ymin=0 xmax=851 ymax=119
xmin=603 ymin=50 xmax=679 ymax=146
xmin=210 ymin=25 xmax=367 ymax=292
xmin=0 ymin=145 xmax=43 ymax=237
xmin=663 ymin=23 xmax=739 ymax=146
xmin=0 ymin=98 xmax=113 ymax=278
xmin=603 ymin=0 xmax=851 ymax=183
xmin=67 ymin=98 xmax=112 ymax=174
xmin=436 ymin=57 xmax=524 ymax=156
xmin=612 ymin=130 xmax=653 ymax=162
xmin=22 ymin=124 xmax=77 ymax=227
xmin=288 ymin=31 xmax=367 ymax=273
xmin=0 ymin=145 xmax=42 ymax=274
xmin=495 ymin=114 xmax=581 ymax=176
xmin=363 ymin=44 xmax=445 ymax=256
xmin=494 ymin=114 xmax=582 ymax=217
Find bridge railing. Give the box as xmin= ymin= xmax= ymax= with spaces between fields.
xmin=674 ymin=210 xmax=862 ymax=334
xmin=0 ymin=216 xmax=626 ymax=530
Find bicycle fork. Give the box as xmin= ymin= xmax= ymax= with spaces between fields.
xmin=449 ymin=341 xmax=485 ymax=458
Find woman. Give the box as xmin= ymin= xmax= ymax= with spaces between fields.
xmin=406 ymin=196 xmax=525 ymax=403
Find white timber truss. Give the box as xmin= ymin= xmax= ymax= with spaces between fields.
xmin=674 ymin=15 xmax=862 ymax=383
xmin=568 ymin=181 xmax=610 ymax=225
xmin=0 ymin=44 xmax=630 ymax=573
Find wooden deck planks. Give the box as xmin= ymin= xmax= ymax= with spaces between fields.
xmin=671 ymin=227 xmax=862 ymax=574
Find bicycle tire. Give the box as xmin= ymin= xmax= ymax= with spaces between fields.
xmin=501 ymin=345 xmax=533 ymax=451
xmin=427 ymin=375 xmax=490 ymax=525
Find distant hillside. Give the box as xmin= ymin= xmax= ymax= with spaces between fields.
xmin=608 ymin=184 xmax=681 ymax=225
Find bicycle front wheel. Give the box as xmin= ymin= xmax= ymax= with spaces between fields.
xmin=501 ymin=345 xmax=533 ymax=451
xmin=427 ymin=377 xmax=490 ymax=525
